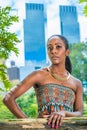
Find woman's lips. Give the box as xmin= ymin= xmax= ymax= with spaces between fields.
xmin=51 ymin=56 xmax=60 ymax=60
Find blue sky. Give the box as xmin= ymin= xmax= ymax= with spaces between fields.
xmin=0 ymin=0 xmax=87 ymax=66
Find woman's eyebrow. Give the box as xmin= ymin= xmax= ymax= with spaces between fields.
xmin=47 ymin=44 xmax=52 ymax=46
xmin=47 ymin=42 xmax=62 ymax=46
xmin=47 ymin=42 xmax=63 ymax=47
xmin=55 ymin=42 xmax=63 ymax=44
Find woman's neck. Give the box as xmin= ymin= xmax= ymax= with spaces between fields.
xmin=50 ymin=64 xmax=67 ymax=76
xmin=48 ymin=64 xmax=70 ymax=82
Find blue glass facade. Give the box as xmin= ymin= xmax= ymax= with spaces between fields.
xmin=23 ymin=3 xmax=46 ymax=62
xmin=59 ymin=5 xmax=80 ymax=43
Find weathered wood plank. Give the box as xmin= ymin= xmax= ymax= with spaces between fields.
xmin=0 ymin=117 xmax=87 ymax=130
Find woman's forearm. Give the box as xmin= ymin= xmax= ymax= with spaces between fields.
xmin=65 ymin=111 xmax=83 ymax=117
xmin=3 ymin=95 xmax=28 ymax=118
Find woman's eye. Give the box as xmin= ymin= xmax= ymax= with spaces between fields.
xmin=56 ymin=45 xmax=62 ymax=49
xmin=47 ymin=47 xmax=53 ymax=51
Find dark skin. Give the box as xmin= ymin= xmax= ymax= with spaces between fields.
xmin=3 ymin=36 xmax=83 ymax=129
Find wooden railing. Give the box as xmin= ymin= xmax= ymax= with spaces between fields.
xmin=0 ymin=117 xmax=87 ymax=130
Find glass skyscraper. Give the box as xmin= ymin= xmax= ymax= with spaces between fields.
xmin=23 ymin=3 xmax=46 ymax=62
xmin=59 ymin=5 xmax=80 ymax=44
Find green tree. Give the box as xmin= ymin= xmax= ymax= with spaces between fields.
xmin=70 ymin=42 xmax=87 ymax=81
xmin=79 ymin=0 xmax=87 ymax=16
xmin=0 ymin=6 xmax=20 ymax=91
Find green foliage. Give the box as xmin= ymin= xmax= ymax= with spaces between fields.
xmin=83 ymin=93 xmax=87 ymax=102
xmin=16 ymin=88 xmax=38 ymax=118
xmin=79 ymin=0 xmax=87 ymax=16
xmin=0 ymin=6 xmax=20 ymax=90
xmin=0 ymin=95 xmax=16 ymax=119
xmin=83 ymin=5 xmax=87 ymax=17
xmin=79 ymin=0 xmax=87 ymax=2
xmin=0 ymin=64 xmax=12 ymax=91
xmin=83 ymin=93 xmax=87 ymax=116
xmin=70 ymin=42 xmax=87 ymax=81
xmin=0 ymin=6 xmax=19 ymax=59
xmin=0 ymin=88 xmax=38 ymax=119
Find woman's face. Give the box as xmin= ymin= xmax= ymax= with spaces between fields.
xmin=47 ymin=36 xmax=70 ymax=65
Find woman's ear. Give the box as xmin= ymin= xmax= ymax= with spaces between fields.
xmin=66 ymin=49 xmax=70 ymax=56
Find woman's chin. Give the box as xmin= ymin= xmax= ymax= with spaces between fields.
xmin=52 ymin=61 xmax=60 ymax=65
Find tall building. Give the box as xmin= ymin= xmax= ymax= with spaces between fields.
xmin=23 ymin=3 xmax=46 ymax=62
xmin=59 ymin=5 xmax=80 ymax=43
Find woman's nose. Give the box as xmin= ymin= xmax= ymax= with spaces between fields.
xmin=51 ymin=47 xmax=57 ymax=53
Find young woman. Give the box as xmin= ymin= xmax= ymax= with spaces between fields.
xmin=3 ymin=34 xmax=83 ymax=129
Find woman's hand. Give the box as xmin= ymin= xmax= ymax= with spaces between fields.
xmin=43 ymin=111 xmax=66 ymax=129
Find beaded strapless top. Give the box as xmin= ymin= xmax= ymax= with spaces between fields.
xmin=34 ymin=84 xmax=75 ymax=117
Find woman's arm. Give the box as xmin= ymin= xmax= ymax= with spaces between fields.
xmin=71 ymin=79 xmax=83 ymax=116
xmin=3 ymin=71 xmax=41 ymax=118
xmin=3 ymin=87 xmax=28 ymax=118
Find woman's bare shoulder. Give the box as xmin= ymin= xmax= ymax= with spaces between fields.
xmin=25 ymin=67 xmax=48 ymax=82
xmin=28 ymin=67 xmax=49 ymax=84
xmin=71 ymin=74 xmax=82 ymax=89
xmin=30 ymin=67 xmax=48 ymax=76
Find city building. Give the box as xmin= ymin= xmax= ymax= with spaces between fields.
xmin=19 ymin=2 xmax=47 ymax=80
xmin=23 ymin=3 xmax=46 ymax=63
xmin=59 ymin=5 xmax=80 ymax=44
xmin=7 ymin=61 xmax=20 ymax=80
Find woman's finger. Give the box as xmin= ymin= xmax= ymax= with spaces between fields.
xmin=47 ymin=114 xmax=54 ymax=125
xmin=51 ymin=114 xmax=59 ymax=128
